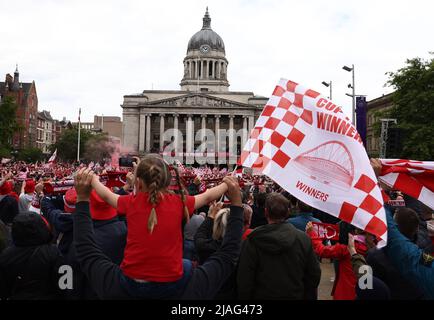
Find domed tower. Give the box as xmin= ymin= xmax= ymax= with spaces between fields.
xmin=180 ymin=8 xmax=229 ymax=92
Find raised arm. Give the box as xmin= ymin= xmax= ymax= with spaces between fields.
xmin=384 ymin=206 xmax=434 ymax=299
xmin=90 ymin=173 xmax=119 ymax=209
xmin=20 ymin=180 xmax=26 ymax=195
xmin=73 ymin=168 xmax=128 ymax=299
xmin=182 ymin=176 xmax=243 ymax=300
xmin=305 ymin=222 xmax=349 ymax=260
xmin=194 ymin=182 xmax=228 ymax=209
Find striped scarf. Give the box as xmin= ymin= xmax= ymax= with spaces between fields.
xmin=379 ymin=159 xmax=434 ymax=210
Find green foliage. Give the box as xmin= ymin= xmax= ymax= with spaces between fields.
xmin=386 ymin=54 xmax=434 ymax=160
xmin=0 ymin=146 xmax=11 ymax=158
xmin=17 ymin=147 xmax=44 ymax=162
xmin=51 ymin=128 xmax=114 ymax=162
xmin=0 ymin=96 xmax=20 ymax=149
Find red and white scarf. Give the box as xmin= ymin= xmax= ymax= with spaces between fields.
xmin=379 ymin=159 xmax=434 ymax=210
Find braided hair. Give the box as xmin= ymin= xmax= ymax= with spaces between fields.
xmin=135 ymin=154 xmax=171 ymax=233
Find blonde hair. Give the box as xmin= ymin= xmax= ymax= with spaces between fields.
xmin=212 ymin=208 xmax=230 ymax=240
xmin=135 ymin=154 xmax=188 ymax=233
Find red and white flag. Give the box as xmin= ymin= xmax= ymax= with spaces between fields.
xmin=379 ymin=159 xmax=434 ymax=210
xmin=48 ymin=149 xmax=57 ymax=164
xmin=234 ymin=166 xmax=243 ymax=178
xmin=241 ymin=78 xmax=387 ymax=246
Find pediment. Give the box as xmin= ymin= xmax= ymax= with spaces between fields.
xmin=143 ymin=93 xmax=251 ymax=109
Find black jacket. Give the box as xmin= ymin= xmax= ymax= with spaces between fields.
xmin=193 ymin=216 xmax=238 ymax=299
xmin=194 ymin=217 xmax=221 ymax=265
xmin=237 ymin=222 xmax=321 ymax=300
xmin=68 ymin=217 xmax=127 ymax=299
xmin=0 ymin=220 xmax=11 ymax=254
xmin=42 ymin=194 xmax=127 ymax=299
xmin=0 ymin=195 xmax=19 ymax=225
xmin=250 ymin=205 xmax=267 ymax=229
xmin=0 ymin=212 xmax=65 ymax=300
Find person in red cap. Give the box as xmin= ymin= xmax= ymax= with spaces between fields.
xmin=70 ymin=190 xmax=127 ymax=299
xmin=41 ymin=186 xmax=127 ymax=299
xmin=63 ymin=188 xmax=77 ymax=213
xmin=88 ymin=189 xmax=126 ymax=266
xmin=0 ymin=173 xmax=19 ymax=225
xmin=18 ymin=179 xmax=36 ymax=213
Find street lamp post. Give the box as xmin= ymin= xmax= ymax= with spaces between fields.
xmin=343 ymin=64 xmax=355 ymax=126
xmin=321 ymin=81 xmax=332 ymax=100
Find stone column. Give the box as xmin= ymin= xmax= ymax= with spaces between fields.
xmin=139 ymin=113 xmax=146 ymax=152
xmin=146 ymin=114 xmax=151 ymax=152
xmin=242 ymin=115 xmax=248 ymax=150
xmin=201 ymin=114 xmax=207 ymax=142
xmin=204 ymin=60 xmax=207 ymax=79
xmin=215 ymin=115 xmax=220 ymax=154
xmin=248 ymin=115 xmax=255 ymax=133
xmin=186 ymin=114 xmax=194 ymax=154
xmin=228 ymin=115 xmax=235 ymax=161
xmin=159 ymin=113 xmax=165 ymax=151
xmin=173 ymin=113 xmax=179 ymax=152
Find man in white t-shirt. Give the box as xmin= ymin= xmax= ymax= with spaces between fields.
xmin=18 ymin=179 xmax=36 ymax=213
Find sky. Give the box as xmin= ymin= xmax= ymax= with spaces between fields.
xmin=1 ymin=0 xmax=433 ymax=122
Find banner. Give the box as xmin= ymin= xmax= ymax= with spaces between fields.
xmin=311 ymin=222 xmax=340 ymax=241
xmin=241 ymin=78 xmax=387 ymax=246
xmin=379 ymin=159 xmax=434 ymax=210
xmin=355 ymin=96 xmax=367 ymax=147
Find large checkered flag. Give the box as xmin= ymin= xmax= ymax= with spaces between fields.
xmin=241 ymin=78 xmax=387 ymax=246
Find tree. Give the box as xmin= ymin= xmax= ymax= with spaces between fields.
xmin=0 ymin=96 xmax=20 ymax=151
xmin=51 ymin=127 xmax=94 ymax=162
xmin=17 ymin=147 xmax=44 ymax=162
xmin=51 ymin=128 xmax=115 ymax=162
xmin=384 ymin=54 xmax=434 ymax=160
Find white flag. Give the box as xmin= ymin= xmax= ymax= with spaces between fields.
xmin=48 ymin=149 xmax=57 ymax=163
xmin=241 ymin=78 xmax=387 ymax=246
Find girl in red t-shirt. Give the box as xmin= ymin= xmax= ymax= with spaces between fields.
xmin=91 ymin=154 xmax=229 ymax=298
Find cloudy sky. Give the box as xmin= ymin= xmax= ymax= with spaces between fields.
xmin=1 ymin=0 xmax=433 ymax=122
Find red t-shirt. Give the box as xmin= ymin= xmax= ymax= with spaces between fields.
xmin=117 ymin=192 xmax=195 ymax=282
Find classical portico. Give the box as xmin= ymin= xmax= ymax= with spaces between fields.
xmin=121 ymin=8 xmax=268 ymax=160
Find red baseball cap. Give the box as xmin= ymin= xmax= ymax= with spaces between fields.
xmin=63 ymin=188 xmax=77 ymax=213
xmin=24 ymin=179 xmax=36 ymax=194
xmin=89 ymin=190 xmax=117 ymax=220
xmin=0 ymin=181 xmax=13 ymax=195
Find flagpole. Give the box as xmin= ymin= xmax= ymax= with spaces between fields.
xmin=77 ymin=108 xmax=81 ymax=163
xmin=219 ymin=165 xmax=238 ymax=202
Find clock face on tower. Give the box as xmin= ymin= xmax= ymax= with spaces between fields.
xmin=200 ymin=45 xmax=210 ymax=54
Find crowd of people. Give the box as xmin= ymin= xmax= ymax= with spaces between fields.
xmin=0 ymin=155 xmax=433 ymax=300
